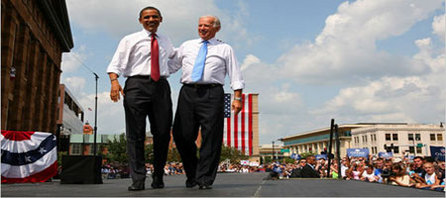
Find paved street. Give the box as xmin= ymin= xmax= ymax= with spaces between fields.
xmin=1 ymin=173 xmax=444 ymax=197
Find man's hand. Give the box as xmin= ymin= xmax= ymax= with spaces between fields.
xmin=110 ymin=80 xmax=124 ymax=102
xmin=232 ymin=99 xmax=242 ymax=115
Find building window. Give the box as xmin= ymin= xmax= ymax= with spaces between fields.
xmin=392 ymin=134 xmax=398 ymax=141
xmin=437 ymin=134 xmax=443 ymax=141
xmin=430 ymin=134 xmax=436 ymax=141
xmin=415 ymin=134 xmax=421 ymax=141
xmin=408 ymin=134 xmax=414 ymax=141
xmin=409 ymin=146 xmax=415 ymax=154
xmin=385 ymin=133 xmax=391 ymax=141
xmin=373 ymin=134 xmax=377 ymax=141
xmin=72 ymin=144 xmax=81 ymax=155
xmin=393 ymin=146 xmax=399 ymax=154
xmin=416 ymin=147 xmax=422 ymax=154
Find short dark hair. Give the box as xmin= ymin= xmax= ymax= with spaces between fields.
xmin=414 ymin=156 xmax=424 ymax=161
xmin=139 ymin=6 xmax=162 ymax=19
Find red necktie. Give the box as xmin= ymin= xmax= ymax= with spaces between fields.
xmin=151 ymin=34 xmax=160 ymax=81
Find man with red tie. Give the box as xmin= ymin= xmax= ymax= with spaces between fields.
xmin=107 ymin=7 xmax=174 ymax=191
xmin=169 ymin=15 xmax=244 ymax=190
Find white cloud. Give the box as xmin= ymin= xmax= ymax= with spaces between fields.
xmin=60 ymin=45 xmax=87 ymax=73
xmin=79 ymin=91 xmax=126 ymax=134
xmin=66 ymin=0 xmax=252 ymax=46
xmin=61 ymin=76 xmax=87 ymax=97
xmin=432 ymin=14 xmax=445 ymax=41
xmin=277 ymin=0 xmax=442 ymax=84
xmin=312 ymin=36 xmax=445 ymax=124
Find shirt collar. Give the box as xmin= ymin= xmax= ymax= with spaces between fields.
xmin=142 ymin=29 xmax=159 ymax=38
xmin=308 ymin=163 xmax=315 ymax=170
xmin=199 ymin=37 xmax=217 ymax=45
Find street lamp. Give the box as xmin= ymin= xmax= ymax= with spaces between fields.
xmin=272 ymin=141 xmax=275 ymax=160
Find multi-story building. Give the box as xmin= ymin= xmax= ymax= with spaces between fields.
xmin=1 ymin=0 xmax=73 ymax=134
xmin=351 ymin=123 xmax=445 ymax=157
xmin=281 ymin=123 xmax=445 ymax=158
xmin=57 ymin=84 xmax=84 ymax=135
xmin=281 ymin=124 xmax=365 ymax=157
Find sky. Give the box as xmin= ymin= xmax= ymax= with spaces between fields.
xmin=61 ymin=0 xmax=445 ymax=145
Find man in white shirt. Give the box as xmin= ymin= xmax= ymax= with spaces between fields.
xmin=169 ymin=15 xmax=244 ymax=190
xmin=107 ymin=6 xmax=174 ymax=191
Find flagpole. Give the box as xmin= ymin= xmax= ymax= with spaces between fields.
xmin=93 ymin=72 xmax=99 ymax=156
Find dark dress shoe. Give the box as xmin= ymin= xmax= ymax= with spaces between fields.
xmin=151 ymin=175 xmax=164 ymax=189
xmin=128 ymin=181 xmax=145 ymax=191
xmin=198 ymin=185 xmax=212 ymax=190
xmin=186 ymin=179 xmax=197 ymax=188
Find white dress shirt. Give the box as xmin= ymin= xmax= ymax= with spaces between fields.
xmin=169 ymin=38 xmax=244 ymax=90
xmin=107 ymin=29 xmax=174 ymax=77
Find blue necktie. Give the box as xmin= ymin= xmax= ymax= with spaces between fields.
xmin=191 ymin=41 xmax=209 ymax=82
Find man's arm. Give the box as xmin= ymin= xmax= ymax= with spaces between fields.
xmin=109 ymin=73 xmax=124 ymax=102
xmin=232 ymin=89 xmax=242 ymax=115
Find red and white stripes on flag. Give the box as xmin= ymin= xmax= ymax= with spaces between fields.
xmin=1 ymin=130 xmax=58 ymax=183
xmin=224 ymin=93 xmax=253 ymax=156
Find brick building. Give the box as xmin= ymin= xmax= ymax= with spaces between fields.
xmin=1 ymin=0 xmax=73 ymax=134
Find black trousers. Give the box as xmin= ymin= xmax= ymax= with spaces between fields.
xmin=173 ymin=85 xmax=224 ymax=186
xmin=123 ymin=76 xmax=172 ymax=182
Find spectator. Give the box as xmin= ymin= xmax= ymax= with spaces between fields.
xmin=435 ymin=160 xmax=445 ymax=182
xmin=415 ymin=162 xmax=441 ymax=190
xmin=388 ymin=163 xmax=413 ymax=187
xmin=340 ymin=157 xmax=350 ymax=179
xmin=301 ymin=155 xmax=320 ymax=178
xmin=290 ymin=159 xmax=305 ymax=178
xmin=360 ymin=165 xmax=378 ymax=182
xmin=413 ymin=156 xmax=426 ymax=176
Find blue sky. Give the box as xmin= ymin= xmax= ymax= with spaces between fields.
xmin=62 ymin=0 xmax=445 ymax=145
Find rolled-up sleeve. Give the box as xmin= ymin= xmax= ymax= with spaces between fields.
xmin=168 ymin=47 xmax=183 ymax=75
xmin=226 ymin=46 xmax=245 ymax=90
xmin=106 ymin=37 xmax=130 ymax=76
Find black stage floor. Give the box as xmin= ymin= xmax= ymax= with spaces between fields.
xmin=1 ymin=173 xmax=444 ymax=197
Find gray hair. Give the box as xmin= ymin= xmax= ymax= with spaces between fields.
xmin=200 ymin=15 xmax=221 ymax=28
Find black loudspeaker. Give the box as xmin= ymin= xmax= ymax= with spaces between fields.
xmin=61 ymin=155 xmax=103 ymax=184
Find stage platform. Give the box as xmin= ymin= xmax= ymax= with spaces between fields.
xmin=1 ymin=172 xmax=444 ymax=197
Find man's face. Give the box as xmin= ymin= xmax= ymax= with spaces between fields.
xmin=307 ymin=157 xmax=316 ymax=165
xmin=384 ymin=162 xmax=392 ymax=170
xmin=198 ymin=16 xmax=220 ymax=40
xmin=139 ymin=9 xmax=162 ymax=33
xmin=414 ymin=158 xmax=423 ymax=167
xmin=423 ymin=163 xmax=435 ymax=174
xmin=375 ymin=160 xmax=383 ymax=169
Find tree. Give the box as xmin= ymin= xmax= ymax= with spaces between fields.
xmin=219 ymin=146 xmax=248 ymax=164
xmin=105 ymin=133 xmax=128 ymax=165
xmin=299 ymin=152 xmax=317 ymax=159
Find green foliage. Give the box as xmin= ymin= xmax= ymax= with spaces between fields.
xmin=144 ymin=143 xmax=154 ymax=164
xmin=264 ymin=156 xmax=272 ymax=164
xmin=299 ymin=152 xmax=317 ymax=159
xmin=283 ymin=157 xmax=296 ymax=164
xmin=220 ymin=146 xmax=248 ymax=164
xmin=167 ymin=147 xmax=181 ymax=162
xmin=105 ymin=133 xmax=128 ymax=165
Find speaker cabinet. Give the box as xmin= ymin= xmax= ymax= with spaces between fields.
xmin=60 ymin=155 xmax=103 ymax=184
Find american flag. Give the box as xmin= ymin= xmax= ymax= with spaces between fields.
xmin=224 ymin=93 xmax=254 ymax=156
xmin=1 ymin=130 xmax=58 ymax=183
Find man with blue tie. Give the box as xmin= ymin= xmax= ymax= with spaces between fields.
xmin=107 ymin=7 xmax=174 ymax=191
xmin=169 ymin=15 xmax=245 ymax=190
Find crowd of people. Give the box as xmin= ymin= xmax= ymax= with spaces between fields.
xmin=265 ymin=155 xmax=445 ymax=192
xmin=102 ymin=155 xmax=445 ymax=192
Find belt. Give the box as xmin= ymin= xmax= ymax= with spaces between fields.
xmin=128 ymin=75 xmax=167 ymax=80
xmin=183 ymin=83 xmax=222 ymax=88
